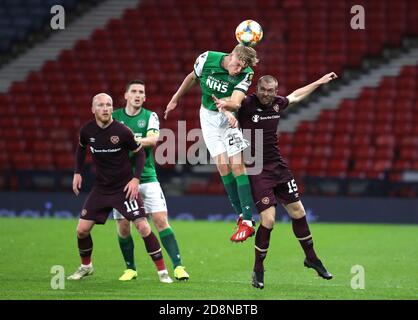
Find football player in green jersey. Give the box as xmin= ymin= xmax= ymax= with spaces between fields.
xmin=165 ymin=44 xmax=259 ymax=242
xmin=113 ymin=80 xmax=189 ymax=282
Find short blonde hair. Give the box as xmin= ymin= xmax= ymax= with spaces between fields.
xmin=92 ymin=93 xmax=113 ymax=107
xmin=232 ymin=44 xmax=259 ymax=67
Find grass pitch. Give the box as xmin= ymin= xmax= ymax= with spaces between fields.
xmin=0 ymin=218 xmax=417 ymax=300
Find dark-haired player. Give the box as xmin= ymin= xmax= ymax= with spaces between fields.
xmin=112 ymin=80 xmax=189 ymax=282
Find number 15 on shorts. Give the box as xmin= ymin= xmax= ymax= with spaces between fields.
xmin=287 ymin=179 xmax=298 ymax=194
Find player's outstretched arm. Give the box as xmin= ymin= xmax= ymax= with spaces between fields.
xmin=164 ymin=71 xmax=199 ymax=120
xmin=286 ymin=72 xmax=338 ymax=106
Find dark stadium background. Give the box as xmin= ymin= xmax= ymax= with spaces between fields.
xmin=0 ymin=0 xmax=417 ymax=223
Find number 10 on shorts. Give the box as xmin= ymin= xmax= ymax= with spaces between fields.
xmin=124 ymin=200 xmax=139 ymax=212
xmin=287 ymin=179 xmax=298 ymax=194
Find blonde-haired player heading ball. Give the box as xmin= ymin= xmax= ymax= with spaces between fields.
xmin=165 ymin=45 xmax=259 ymax=242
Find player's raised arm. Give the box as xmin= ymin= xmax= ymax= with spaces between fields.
xmin=73 ymin=137 xmax=86 ymax=196
xmin=164 ymin=71 xmax=199 ymax=120
xmin=286 ymin=72 xmax=338 ymax=106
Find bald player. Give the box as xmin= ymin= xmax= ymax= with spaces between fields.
xmin=214 ymin=73 xmax=337 ymax=289
xmin=67 ymin=93 xmax=172 ymax=283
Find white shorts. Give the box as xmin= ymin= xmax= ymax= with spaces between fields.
xmin=199 ymin=106 xmax=249 ymax=158
xmin=113 ymin=182 xmax=167 ymax=219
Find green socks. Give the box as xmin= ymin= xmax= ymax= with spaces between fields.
xmin=159 ymin=227 xmax=182 ymax=268
xmin=118 ymin=235 xmax=136 ymax=270
xmin=221 ymin=172 xmax=242 ymax=215
xmin=221 ymin=172 xmax=256 ymax=221
xmin=235 ymin=173 xmax=255 ymax=221
xmin=119 ymin=228 xmax=183 ymax=270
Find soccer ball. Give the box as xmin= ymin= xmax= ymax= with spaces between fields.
xmin=235 ymin=20 xmax=263 ymax=47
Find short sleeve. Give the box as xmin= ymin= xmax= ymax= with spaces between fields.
xmin=193 ymin=51 xmax=209 ymax=78
xmin=147 ymin=112 xmax=160 ymax=132
xmin=234 ymin=72 xmax=253 ymax=93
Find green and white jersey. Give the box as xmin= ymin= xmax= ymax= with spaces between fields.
xmin=112 ymin=107 xmax=159 ymax=184
xmin=193 ymin=51 xmax=254 ymax=111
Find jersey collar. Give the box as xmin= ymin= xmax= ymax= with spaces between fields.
xmin=123 ymin=106 xmax=143 ymax=117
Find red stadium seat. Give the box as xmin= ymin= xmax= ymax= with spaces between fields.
xmin=351 ymin=135 xmax=371 ymax=147
xmin=372 ymin=159 xmax=392 ymax=173
xmin=375 ymin=147 xmax=394 ymax=161
xmin=399 ymin=147 xmax=418 ymax=161
xmin=331 ymin=146 xmax=351 ymax=159
xmin=332 ymin=134 xmax=351 ymax=147
xmin=313 ymin=133 xmax=332 ymax=146
xmin=327 ymin=158 xmax=348 ymax=178
xmin=0 ymin=152 xmax=10 ymax=170
xmin=33 ymin=154 xmax=54 ymax=170
xmin=289 ymin=158 xmax=308 ymax=174
xmin=12 ymin=154 xmax=33 ymax=170
xmin=306 ymin=157 xmax=328 ymax=176
xmin=293 ymin=132 xmax=313 ymax=145
xmin=353 ymin=147 xmax=375 ymax=159
xmin=292 ymin=145 xmax=313 ymax=158
xmin=55 ymin=154 xmax=74 ymax=170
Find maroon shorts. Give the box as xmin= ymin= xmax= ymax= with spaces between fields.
xmin=80 ymin=188 xmax=147 ymax=224
xmin=249 ymin=162 xmax=300 ymax=213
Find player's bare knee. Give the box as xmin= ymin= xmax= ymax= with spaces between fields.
xmin=117 ymin=219 xmax=131 ymax=238
xmin=152 ymin=215 xmax=169 ymax=231
xmin=134 ymin=218 xmax=151 ymax=237
xmin=289 ymin=205 xmax=306 ymax=219
xmin=217 ymin=162 xmax=231 ymax=176
xmin=260 ymin=207 xmax=276 ymax=229
xmin=230 ymin=163 xmax=246 ymax=176
xmin=260 ymin=215 xmax=275 ymax=229
xmin=76 ymin=228 xmax=90 ymax=239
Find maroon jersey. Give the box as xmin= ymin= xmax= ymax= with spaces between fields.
xmin=238 ymin=93 xmax=289 ymax=165
xmin=239 ymin=93 xmax=299 ymax=211
xmin=79 ymin=120 xmax=139 ymax=194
